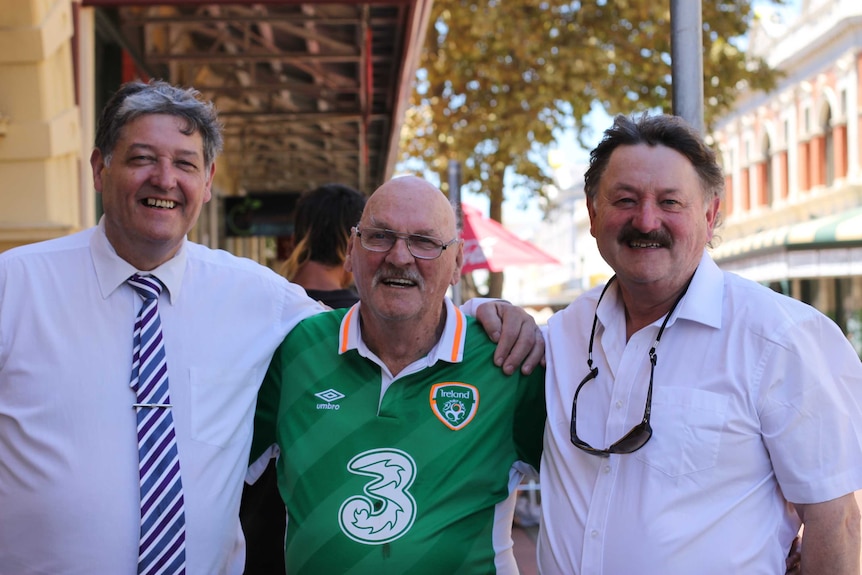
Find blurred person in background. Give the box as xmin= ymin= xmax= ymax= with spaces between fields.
xmin=281 ymin=183 xmax=367 ymax=309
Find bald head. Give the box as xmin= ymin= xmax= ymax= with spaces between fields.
xmin=360 ymin=176 xmax=457 ymax=237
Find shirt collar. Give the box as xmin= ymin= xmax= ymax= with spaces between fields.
xmin=338 ymin=297 xmax=467 ymax=365
xmin=677 ymin=250 xmax=723 ymax=329
xmin=90 ymin=216 xmax=187 ymax=304
xmin=597 ymin=250 xmax=723 ymax=331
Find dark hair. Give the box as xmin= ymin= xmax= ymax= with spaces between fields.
xmin=584 ymin=113 xmax=725 ymax=206
xmin=94 ymin=79 xmax=223 ymax=168
xmin=282 ymin=184 xmax=367 ymax=279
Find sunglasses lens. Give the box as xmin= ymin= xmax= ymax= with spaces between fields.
xmin=570 ymin=366 xmax=654 ymax=456
xmin=609 ymin=422 xmax=652 ymax=454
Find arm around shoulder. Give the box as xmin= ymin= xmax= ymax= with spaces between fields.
xmin=468 ymin=299 xmax=544 ymax=375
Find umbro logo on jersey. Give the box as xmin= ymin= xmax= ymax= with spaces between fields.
xmin=315 ymin=388 xmax=345 ymax=410
xmin=429 ymin=382 xmax=479 ymax=430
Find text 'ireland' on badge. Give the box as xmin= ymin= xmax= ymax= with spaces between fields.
xmin=429 ymin=382 xmax=479 ymax=430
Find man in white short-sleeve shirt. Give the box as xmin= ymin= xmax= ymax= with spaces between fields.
xmin=538 ymin=113 xmax=862 ymax=575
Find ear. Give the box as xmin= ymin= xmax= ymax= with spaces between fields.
xmin=705 ymin=195 xmax=721 ymax=242
xmin=450 ymin=240 xmax=464 ymax=286
xmin=586 ymin=195 xmax=598 ymax=238
xmin=344 ymin=231 xmax=356 ymax=274
xmin=340 ymin=268 xmax=354 ymax=289
xmin=203 ymin=162 xmax=216 ymax=203
xmin=90 ymin=149 xmax=106 ymax=194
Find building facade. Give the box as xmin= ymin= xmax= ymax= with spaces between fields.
xmin=711 ymin=0 xmax=862 ymax=355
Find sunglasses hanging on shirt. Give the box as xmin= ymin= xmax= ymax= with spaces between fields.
xmin=570 ymin=274 xmax=693 ymax=457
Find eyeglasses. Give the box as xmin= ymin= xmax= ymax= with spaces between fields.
xmin=570 ymin=275 xmax=691 ymax=457
xmin=353 ymin=226 xmax=458 ymax=260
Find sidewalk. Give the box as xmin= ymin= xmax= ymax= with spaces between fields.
xmin=513 ymin=523 xmax=539 ymax=575
xmin=513 ymin=473 xmax=541 ymax=574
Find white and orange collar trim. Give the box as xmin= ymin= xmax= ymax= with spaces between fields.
xmin=338 ymin=297 xmax=467 ymax=366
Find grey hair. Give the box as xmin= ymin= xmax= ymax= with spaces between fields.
xmin=94 ymin=79 xmax=223 ymax=168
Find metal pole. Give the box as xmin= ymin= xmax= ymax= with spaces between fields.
xmin=447 ymin=159 xmax=463 ymax=306
xmin=670 ymin=0 xmax=704 ymax=133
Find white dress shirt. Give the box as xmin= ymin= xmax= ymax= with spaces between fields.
xmin=538 ymin=251 xmax=862 ymax=575
xmin=0 ymin=220 xmax=323 ymax=575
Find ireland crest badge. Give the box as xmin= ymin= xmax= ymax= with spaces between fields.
xmin=429 ymin=382 xmax=479 ymax=430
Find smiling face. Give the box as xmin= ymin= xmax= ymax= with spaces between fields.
xmin=345 ymin=176 xmax=463 ymax=327
xmin=588 ymin=143 xmax=720 ymax=299
xmin=91 ymin=113 xmax=215 ymax=270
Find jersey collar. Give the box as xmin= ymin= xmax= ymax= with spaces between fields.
xmin=338 ymin=297 xmax=467 ymax=366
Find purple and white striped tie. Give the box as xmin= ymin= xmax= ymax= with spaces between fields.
xmin=128 ymin=273 xmax=186 ymax=575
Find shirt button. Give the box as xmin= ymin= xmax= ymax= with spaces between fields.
xmin=615 ymin=400 xmax=623 ymax=409
xmin=591 ymin=530 xmax=599 ymax=538
xmin=603 ymin=465 xmax=611 ymax=474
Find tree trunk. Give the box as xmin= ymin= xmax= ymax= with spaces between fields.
xmin=487 ymin=272 xmax=504 ymax=298
xmin=487 ymin=183 xmax=505 ymax=298
xmin=458 ymin=272 xmax=481 ymax=300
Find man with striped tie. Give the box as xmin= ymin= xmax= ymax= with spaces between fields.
xmin=0 ymin=80 xmax=544 ymax=574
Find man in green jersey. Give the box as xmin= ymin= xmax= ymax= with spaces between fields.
xmin=251 ymin=176 xmax=545 ymax=574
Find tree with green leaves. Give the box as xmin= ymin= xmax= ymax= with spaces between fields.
xmin=400 ymin=0 xmax=783 ymax=297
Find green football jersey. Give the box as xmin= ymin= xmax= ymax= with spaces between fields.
xmin=252 ymin=304 xmax=546 ymax=574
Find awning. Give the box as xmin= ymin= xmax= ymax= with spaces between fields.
xmin=459 ymin=204 xmax=560 ymax=273
xmin=81 ymin=1 xmax=433 ymax=196
xmin=712 ymin=206 xmax=862 ymax=261
xmin=711 ymin=206 xmax=862 ymax=282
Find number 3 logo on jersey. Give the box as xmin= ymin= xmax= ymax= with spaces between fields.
xmin=338 ymin=448 xmax=417 ymax=544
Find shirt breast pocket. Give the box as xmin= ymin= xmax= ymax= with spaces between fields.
xmin=635 ymin=387 xmax=728 ymax=477
xmin=189 ymin=367 xmax=259 ymax=448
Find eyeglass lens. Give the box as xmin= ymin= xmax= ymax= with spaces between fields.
xmin=357 ymin=227 xmax=448 ymax=259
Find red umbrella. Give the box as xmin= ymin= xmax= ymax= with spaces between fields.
xmin=459 ymin=203 xmax=561 ymax=273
